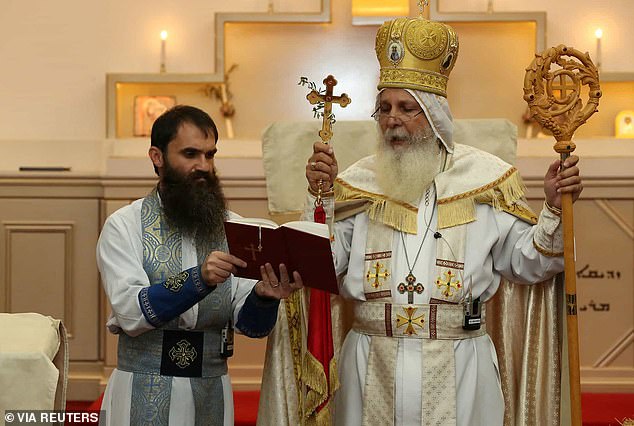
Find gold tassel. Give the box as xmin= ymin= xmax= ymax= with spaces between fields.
xmin=303 ymin=352 xmax=329 ymax=419
xmin=335 ymin=181 xmax=418 ymax=234
xmin=329 ymin=357 xmax=340 ymax=399
xmin=304 ymin=399 xmax=334 ymax=426
xmin=302 ymin=352 xmax=340 ymax=425
xmin=437 ymin=198 xmax=476 ymax=229
xmin=335 ymin=170 xmax=530 ymax=231
xmin=497 ymin=170 xmax=527 ymax=205
xmin=437 ymin=170 xmax=530 ymax=229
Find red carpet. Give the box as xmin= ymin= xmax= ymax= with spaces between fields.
xmin=581 ymin=393 xmax=634 ymax=426
xmin=68 ymin=391 xmax=634 ymax=425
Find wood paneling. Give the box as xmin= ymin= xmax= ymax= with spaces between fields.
xmin=0 ymin=198 xmax=100 ymax=361
xmin=1 ymin=159 xmax=633 ymax=398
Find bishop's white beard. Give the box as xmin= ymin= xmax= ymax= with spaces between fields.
xmin=375 ymin=126 xmax=443 ymax=205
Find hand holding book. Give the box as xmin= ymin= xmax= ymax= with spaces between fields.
xmin=224 ymin=218 xmax=339 ymax=294
xmin=255 ymin=263 xmax=304 ymax=299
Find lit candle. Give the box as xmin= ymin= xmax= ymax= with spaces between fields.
xmin=160 ymin=30 xmax=168 ymax=73
xmin=595 ymin=28 xmax=603 ymax=71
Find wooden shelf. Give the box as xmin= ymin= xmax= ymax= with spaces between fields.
xmin=601 ymin=72 xmax=634 ymax=82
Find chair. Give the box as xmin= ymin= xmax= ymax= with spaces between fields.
xmin=0 ymin=313 xmax=68 ymax=413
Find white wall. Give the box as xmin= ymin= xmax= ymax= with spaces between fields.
xmin=440 ymin=0 xmax=633 ymax=72
xmin=0 ymin=0 xmax=631 ymax=142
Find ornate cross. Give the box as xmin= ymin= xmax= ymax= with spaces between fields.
xmin=396 ymin=306 xmax=425 ymax=336
xmin=143 ymin=375 xmax=166 ymax=397
xmin=417 ymin=0 xmax=429 ymax=17
xmin=435 ymin=270 xmax=462 ymax=298
xmin=550 ymin=72 xmax=578 ymax=103
xmin=366 ymin=262 xmax=390 ymax=289
xmin=169 ymin=339 xmax=198 ymax=368
xmin=153 ymin=221 xmax=169 ymax=237
xmin=397 ymin=273 xmax=424 ymax=304
xmin=306 ymin=75 xmax=351 ymax=143
xmin=244 ymin=243 xmax=262 ymax=261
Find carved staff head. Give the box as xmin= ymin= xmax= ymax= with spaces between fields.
xmin=524 ymin=45 xmax=602 ymax=152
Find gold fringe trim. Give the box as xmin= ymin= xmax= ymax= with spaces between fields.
xmin=285 ymin=291 xmax=305 ymax=421
xmin=303 ymin=352 xmax=340 ymax=425
xmin=437 ymin=169 xmax=529 ymax=229
xmin=303 ymin=352 xmax=328 ymax=416
xmin=329 ymin=356 xmax=340 ymax=401
xmin=335 ymin=168 xmax=530 ymax=232
xmin=335 ymin=179 xmax=418 ymax=234
xmin=533 ymin=239 xmax=564 ymax=257
xmin=304 ymin=398 xmax=334 ymax=426
xmin=437 ymin=167 xmax=522 ymax=205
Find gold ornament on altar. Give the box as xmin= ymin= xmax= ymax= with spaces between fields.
xmin=375 ymin=16 xmax=459 ymax=97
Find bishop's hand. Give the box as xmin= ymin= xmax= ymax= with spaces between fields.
xmin=255 ymin=263 xmax=303 ymax=300
xmin=543 ymin=155 xmax=583 ymax=209
xmin=306 ymin=141 xmax=338 ymax=193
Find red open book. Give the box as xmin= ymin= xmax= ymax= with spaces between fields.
xmin=224 ymin=218 xmax=339 ymax=294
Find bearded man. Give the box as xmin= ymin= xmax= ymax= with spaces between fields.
xmin=97 ymin=105 xmax=302 ymax=426
xmin=302 ymin=18 xmax=583 ymax=426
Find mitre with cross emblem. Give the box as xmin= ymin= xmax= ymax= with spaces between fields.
xmin=375 ymin=14 xmax=459 ymax=97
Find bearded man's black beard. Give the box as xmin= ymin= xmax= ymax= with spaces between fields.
xmin=159 ymin=161 xmax=227 ymax=250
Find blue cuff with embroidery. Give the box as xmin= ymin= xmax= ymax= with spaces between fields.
xmin=235 ymin=287 xmax=280 ymax=338
xmin=138 ymin=265 xmax=213 ymax=327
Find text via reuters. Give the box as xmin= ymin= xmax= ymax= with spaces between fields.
xmin=4 ymin=411 xmax=103 ymax=425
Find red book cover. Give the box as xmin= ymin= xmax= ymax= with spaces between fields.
xmin=224 ymin=219 xmax=339 ymax=294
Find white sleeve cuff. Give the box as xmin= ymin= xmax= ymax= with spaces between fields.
xmin=533 ymin=204 xmax=564 ymax=257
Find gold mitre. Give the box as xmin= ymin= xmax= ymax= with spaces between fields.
xmin=375 ymin=17 xmax=459 ymax=97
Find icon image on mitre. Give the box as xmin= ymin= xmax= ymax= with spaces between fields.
xmin=387 ymin=40 xmax=405 ymax=64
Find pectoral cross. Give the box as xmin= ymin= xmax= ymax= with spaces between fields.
xmin=397 ymin=273 xmax=424 ymax=304
xmin=306 ymin=75 xmax=351 ymax=143
xmin=244 ymin=243 xmax=262 ymax=261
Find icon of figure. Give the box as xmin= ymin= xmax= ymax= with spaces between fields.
xmin=391 ymin=45 xmax=399 ymax=61
xmin=143 ymin=98 xmax=169 ymax=135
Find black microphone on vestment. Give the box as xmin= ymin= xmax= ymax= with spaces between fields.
xmin=434 ymin=232 xmax=442 ymax=239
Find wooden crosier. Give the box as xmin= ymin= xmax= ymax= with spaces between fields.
xmin=523 ymin=44 xmax=601 ymax=426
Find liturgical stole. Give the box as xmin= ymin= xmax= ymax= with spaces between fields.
xmin=356 ymin=216 xmax=486 ymax=426
xmin=118 ymin=188 xmax=232 ymax=426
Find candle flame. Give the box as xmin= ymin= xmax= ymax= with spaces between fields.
xmin=160 ymin=30 xmax=168 ymax=40
xmin=595 ymin=28 xmax=603 ymax=39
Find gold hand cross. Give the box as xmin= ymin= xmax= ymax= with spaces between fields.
xmin=306 ymin=75 xmax=351 ymax=143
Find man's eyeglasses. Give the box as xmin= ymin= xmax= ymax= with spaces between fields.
xmin=371 ymin=107 xmax=424 ymax=123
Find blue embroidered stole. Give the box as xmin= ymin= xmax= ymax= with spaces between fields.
xmin=123 ymin=187 xmax=232 ymax=425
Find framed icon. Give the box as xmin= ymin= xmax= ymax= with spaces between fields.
xmin=134 ymin=96 xmax=177 ymax=137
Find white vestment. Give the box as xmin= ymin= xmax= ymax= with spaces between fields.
xmin=96 ymin=198 xmax=258 ymax=426
xmin=330 ymin=155 xmax=564 ymax=426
